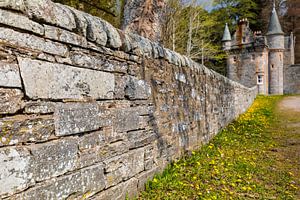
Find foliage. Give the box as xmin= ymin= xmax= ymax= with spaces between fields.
xmin=138 ymin=96 xmax=299 ymax=199
xmin=162 ymin=0 xmax=226 ymax=74
xmin=53 ymin=0 xmax=124 ymax=27
xmin=161 ymin=0 xmax=263 ymax=75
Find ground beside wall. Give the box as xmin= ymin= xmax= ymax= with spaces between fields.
xmin=0 ymin=0 xmax=257 ymax=199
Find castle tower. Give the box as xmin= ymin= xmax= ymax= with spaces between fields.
xmin=267 ymin=1 xmax=285 ymax=94
xmin=222 ymin=23 xmax=231 ymax=51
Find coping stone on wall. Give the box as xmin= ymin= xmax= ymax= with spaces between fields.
xmin=0 ymin=0 xmax=26 ymax=12
xmin=24 ymin=0 xmax=76 ymax=31
xmin=0 ymin=9 xmax=44 ymax=35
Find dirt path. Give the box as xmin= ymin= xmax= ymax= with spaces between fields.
xmin=274 ymin=96 xmax=300 ymax=198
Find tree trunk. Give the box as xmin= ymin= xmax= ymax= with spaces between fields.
xmin=121 ymin=0 xmax=165 ymax=42
xmin=186 ymin=12 xmax=193 ymax=57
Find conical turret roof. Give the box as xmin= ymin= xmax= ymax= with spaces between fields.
xmin=222 ymin=23 xmax=231 ymax=41
xmin=267 ymin=2 xmax=284 ymax=35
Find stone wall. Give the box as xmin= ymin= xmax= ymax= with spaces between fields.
xmin=284 ymin=65 xmax=300 ymax=94
xmin=0 ymin=0 xmax=257 ymax=199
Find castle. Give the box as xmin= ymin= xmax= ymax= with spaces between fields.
xmin=222 ymin=3 xmax=298 ymax=95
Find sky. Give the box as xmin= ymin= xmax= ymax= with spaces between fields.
xmin=197 ymin=0 xmax=214 ymax=11
xmin=183 ymin=0 xmax=215 ymax=11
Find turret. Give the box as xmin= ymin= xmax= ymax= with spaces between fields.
xmin=222 ymin=23 xmax=231 ymax=50
xmin=267 ymin=1 xmax=284 ymax=49
xmin=267 ymin=1 xmax=284 ymax=94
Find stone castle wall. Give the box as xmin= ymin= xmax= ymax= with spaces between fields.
xmin=0 ymin=0 xmax=257 ymax=199
xmin=284 ymin=64 xmax=300 ymax=94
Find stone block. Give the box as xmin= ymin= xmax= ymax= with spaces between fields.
xmin=0 ymin=27 xmax=68 ymax=56
xmin=0 ymin=147 xmax=32 ymax=198
xmin=84 ymin=14 xmax=107 ymax=46
xmin=44 ymin=25 xmax=87 ymax=47
xmin=24 ymin=0 xmax=76 ymax=31
xmin=125 ymin=76 xmax=152 ymax=100
xmin=24 ymin=101 xmax=56 ymax=114
xmin=100 ymin=19 xmax=122 ymax=49
xmin=104 ymin=148 xmax=144 ymax=181
xmin=0 ymin=88 xmax=23 ymax=114
xmin=103 ymin=127 xmax=127 ymax=143
xmin=70 ymin=50 xmax=128 ymax=73
xmin=65 ymin=5 xmax=88 ymax=37
xmin=29 ymin=138 xmax=78 ymax=182
xmin=76 ymin=141 xmax=128 ymax=169
xmin=78 ymin=130 xmax=106 ymax=150
xmin=114 ymin=107 xmax=141 ymax=132
xmin=93 ymin=177 xmax=138 ymax=200
xmin=12 ymin=163 xmax=105 ymax=200
xmin=18 ymin=58 xmax=115 ymax=100
xmin=0 ymin=115 xmax=54 ymax=146
xmin=0 ymin=0 xmax=26 ymax=12
xmin=54 ymin=103 xmax=107 ymax=136
xmin=0 ymin=62 xmax=22 ymax=88
xmin=127 ymin=130 xmax=155 ymax=149
xmin=0 ymin=9 xmax=44 ymax=35
xmin=136 ymin=167 xmax=159 ymax=191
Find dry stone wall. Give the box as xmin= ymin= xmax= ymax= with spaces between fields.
xmin=0 ymin=0 xmax=257 ymax=199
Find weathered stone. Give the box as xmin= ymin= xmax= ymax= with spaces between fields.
xmin=12 ymin=164 xmax=105 ymax=200
xmin=0 ymin=88 xmax=23 ymax=114
xmin=0 ymin=115 xmax=54 ymax=146
xmin=104 ymin=148 xmax=144 ymax=182
xmin=0 ymin=9 xmax=44 ymax=35
xmin=54 ymin=103 xmax=108 ymax=136
xmin=24 ymin=0 xmax=76 ymax=31
xmin=0 ymin=147 xmax=31 ymax=198
xmin=78 ymin=130 xmax=106 ymax=150
xmin=36 ymin=53 xmax=56 ymax=62
xmin=76 ymin=141 xmax=128 ymax=169
xmin=24 ymin=101 xmax=55 ymax=114
xmin=127 ymin=130 xmax=155 ymax=149
xmin=18 ymin=58 xmax=115 ymax=100
xmin=0 ymin=62 xmax=22 ymax=88
xmin=0 ymin=27 xmax=68 ymax=56
xmin=125 ymin=76 xmax=151 ymax=100
xmin=70 ymin=50 xmax=128 ymax=73
xmin=29 ymin=138 xmax=78 ymax=182
xmin=84 ymin=14 xmax=107 ymax=46
xmin=103 ymin=127 xmax=127 ymax=143
xmin=0 ymin=0 xmax=26 ymax=12
xmin=44 ymin=25 xmax=87 ymax=47
xmin=92 ymin=177 xmax=137 ymax=200
xmin=114 ymin=107 xmax=141 ymax=132
xmin=128 ymin=33 xmax=153 ymax=57
xmin=100 ymin=19 xmax=122 ymax=49
xmin=136 ymin=167 xmax=159 ymax=191
xmin=65 ymin=5 xmax=88 ymax=37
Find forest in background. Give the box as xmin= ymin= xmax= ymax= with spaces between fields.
xmin=53 ymin=0 xmax=274 ymax=75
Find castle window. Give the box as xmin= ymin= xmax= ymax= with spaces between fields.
xmin=257 ymin=75 xmax=263 ymax=85
xmin=242 ymin=37 xmax=246 ymax=43
xmin=251 ymin=54 xmax=255 ymax=61
xmin=271 ymin=64 xmax=274 ymax=69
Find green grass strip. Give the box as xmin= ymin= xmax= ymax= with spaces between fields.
xmin=137 ymin=95 xmax=299 ymax=200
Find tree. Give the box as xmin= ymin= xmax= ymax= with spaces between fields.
xmin=121 ymin=0 xmax=165 ymax=42
xmin=53 ymin=0 xmax=124 ymax=27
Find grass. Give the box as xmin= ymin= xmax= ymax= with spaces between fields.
xmin=137 ymin=95 xmax=299 ymax=199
